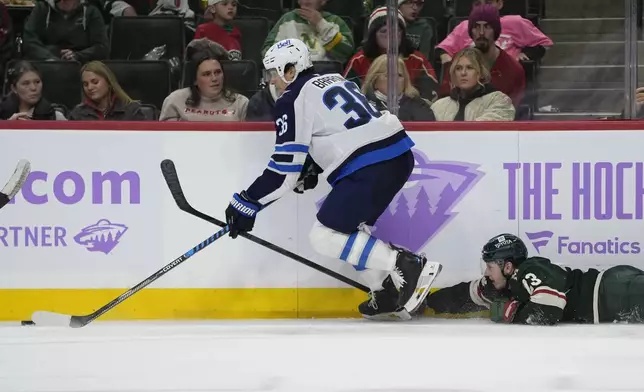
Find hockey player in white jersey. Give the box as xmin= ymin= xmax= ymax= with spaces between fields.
xmin=224 ymin=38 xmax=434 ymax=319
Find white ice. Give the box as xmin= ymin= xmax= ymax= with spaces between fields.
xmin=1 ymin=318 xmax=644 ymax=392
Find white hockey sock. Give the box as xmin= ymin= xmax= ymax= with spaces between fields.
xmin=309 ymin=220 xmax=397 ymax=272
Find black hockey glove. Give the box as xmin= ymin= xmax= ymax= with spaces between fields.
xmin=225 ymin=191 xmax=261 ymax=239
xmin=294 ymin=155 xmax=323 ymax=194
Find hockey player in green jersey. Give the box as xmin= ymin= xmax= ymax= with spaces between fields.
xmin=425 ymin=233 xmax=644 ymax=325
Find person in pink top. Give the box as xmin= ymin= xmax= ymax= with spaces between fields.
xmin=436 ymin=0 xmax=552 ymax=64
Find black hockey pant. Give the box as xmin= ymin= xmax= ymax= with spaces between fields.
xmin=598 ymin=265 xmax=644 ymax=323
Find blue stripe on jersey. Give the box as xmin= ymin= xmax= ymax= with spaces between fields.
xmin=268 ymin=160 xmax=304 ymax=173
xmin=355 ymin=235 xmax=377 ymax=271
xmin=339 ymin=232 xmax=358 ymax=261
xmin=275 ymin=144 xmax=310 ymax=153
xmin=330 ymin=135 xmax=415 ymax=186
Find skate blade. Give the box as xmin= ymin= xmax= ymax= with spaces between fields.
xmin=362 ymin=309 xmax=412 ymax=321
xmin=402 ymin=262 xmax=443 ymax=314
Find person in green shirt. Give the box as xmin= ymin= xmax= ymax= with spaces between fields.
xmin=261 ymin=0 xmax=354 ymax=63
xmin=22 ymin=0 xmax=108 ymax=63
xmin=398 ymin=0 xmax=434 ymax=61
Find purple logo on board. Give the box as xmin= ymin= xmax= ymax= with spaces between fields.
xmin=524 ymin=230 xmax=641 ymax=255
xmin=74 ymin=219 xmax=128 ymax=254
xmin=525 ymin=230 xmax=554 ymax=254
xmin=317 ymin=149 xmax=484 ymax=252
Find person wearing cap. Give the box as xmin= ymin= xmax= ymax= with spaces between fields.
xmin=194 ymin=0 xmax=242 ymax=60
xmin=437 ymin=0 xmax=552 ymax=64
xmin=397 ymin=0 xmax=434 ymax=61
xmin=261 ymin=0 xmax=354 ymax=63
xmin=343 ymin=6 xmax=438 ymax=103
xmin=437 ymin=4 xmax=525 ymax=107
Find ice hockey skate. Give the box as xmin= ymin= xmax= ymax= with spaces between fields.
xmin=390 ymin=244 xmax=443 ymax=314
xmin=359 ymin=276 xmax=412 ymax=321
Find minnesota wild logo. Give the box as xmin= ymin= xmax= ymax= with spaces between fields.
xmin=300 ymin=33 xmax=318 ymax=50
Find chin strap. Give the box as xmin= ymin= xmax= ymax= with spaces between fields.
xmin=279 ymin=69 xmax=299 ymax=85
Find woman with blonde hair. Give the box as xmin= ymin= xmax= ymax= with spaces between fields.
xmin=69 ymin=61 xmax=146 ymax=121
xmin=362 ymin=54 xmax=435 ymax=121
xmin=431 ymin=48 xmax=515 ymax=121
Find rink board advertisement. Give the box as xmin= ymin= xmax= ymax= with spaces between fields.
xmin=1 ymin=124 xmax=644 ymax=320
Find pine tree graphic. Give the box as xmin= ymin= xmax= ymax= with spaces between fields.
xmin=409 ymin=186 xmax=432 ymax=251
xmin=388 ymin=193 xmax=411 ymax=247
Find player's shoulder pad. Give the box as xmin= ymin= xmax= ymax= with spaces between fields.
xmin=523 ymin=257 xmax=560 ymax=274
xmin=512 ymin=258 xmax=549 ymax=279
xmin=306 ymin=73 xmax=346 ymax=89
xmin=512 ymin=257 xmax=568 ymax=288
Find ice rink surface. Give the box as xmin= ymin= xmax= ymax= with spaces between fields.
xmin=1 ymin=318 xmax=644 ymax=392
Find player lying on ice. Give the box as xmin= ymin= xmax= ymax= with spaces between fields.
xmin=424 ymin=233 xmax=644 ymax=325
xmin=223 ymin=38 xmax=438 ymax=320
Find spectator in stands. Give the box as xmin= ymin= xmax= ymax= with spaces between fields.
xmin=69 ymin=61 xmax=146 ymax=120
xmin=194 ymin=0 xmax=242 ymax=60
xmin=149 ymin=0 xmax=196 ymax=34
xmin=22 ymin=0 xmax=109 ymax=64
xmin=615 ymin=87 xmax=644 ymax=118
xmin=0 ymin=61 xmax=67 ymax=121
xmin=246 ymin=79 xmax=282 ymax=121
xmin=635 ymin=87 xmax=644 ymax=117
xmin=344 ymin=7 xmax=438 ymax=102
xmin=262 ymin=0 xmax=354 ymax=63
xmin=160 ymin=52 xmax=248 ymax=121
xmin=105 ymin=0 xmax=138 ymax=17
xmin=362 ymin=54 xmax=435 ymax=121
xmin=437 ymin=0 xmax=552 ymax=64
xmin=0 ymin=3 xmax=14 ymax=80
xmin=431 ymin=48 xmax=514 ymax=121
xmin=438 ymin=5 xmax=525 ymax=107
xmin=398 ymin=0 xmax=434 ymax=61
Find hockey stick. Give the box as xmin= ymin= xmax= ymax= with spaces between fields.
xmin=160 ymin=159 xmax=371 ymax=293
xmin=0 ymin=159 xmax=31 ymax=210
xmin=28 ymin=225 xmax=231 ymax=328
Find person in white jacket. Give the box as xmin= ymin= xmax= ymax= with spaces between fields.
xmin=431 ymin=47 xmax=515 ymax=121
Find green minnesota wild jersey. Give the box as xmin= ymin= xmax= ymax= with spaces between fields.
xmin=507 ymin=257 xmax=600 ymax=325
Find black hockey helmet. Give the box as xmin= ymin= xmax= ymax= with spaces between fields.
xmin=481 ymin=233 xmax=528 ymax=266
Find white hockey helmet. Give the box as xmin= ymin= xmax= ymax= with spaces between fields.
xmin=262 ymin=38 xmax=313 ymax=84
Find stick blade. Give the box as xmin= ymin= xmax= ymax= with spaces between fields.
xmin=31 ymin=311 xmax=73 ymax=327
xmin=2 ymin=159 xmax=31 ymax=199
xmin=160 ymin=159 xmax=190 ymax=209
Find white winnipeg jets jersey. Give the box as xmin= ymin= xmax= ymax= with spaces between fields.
xmin=245 ymin=71 xmax=414 ymax=206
